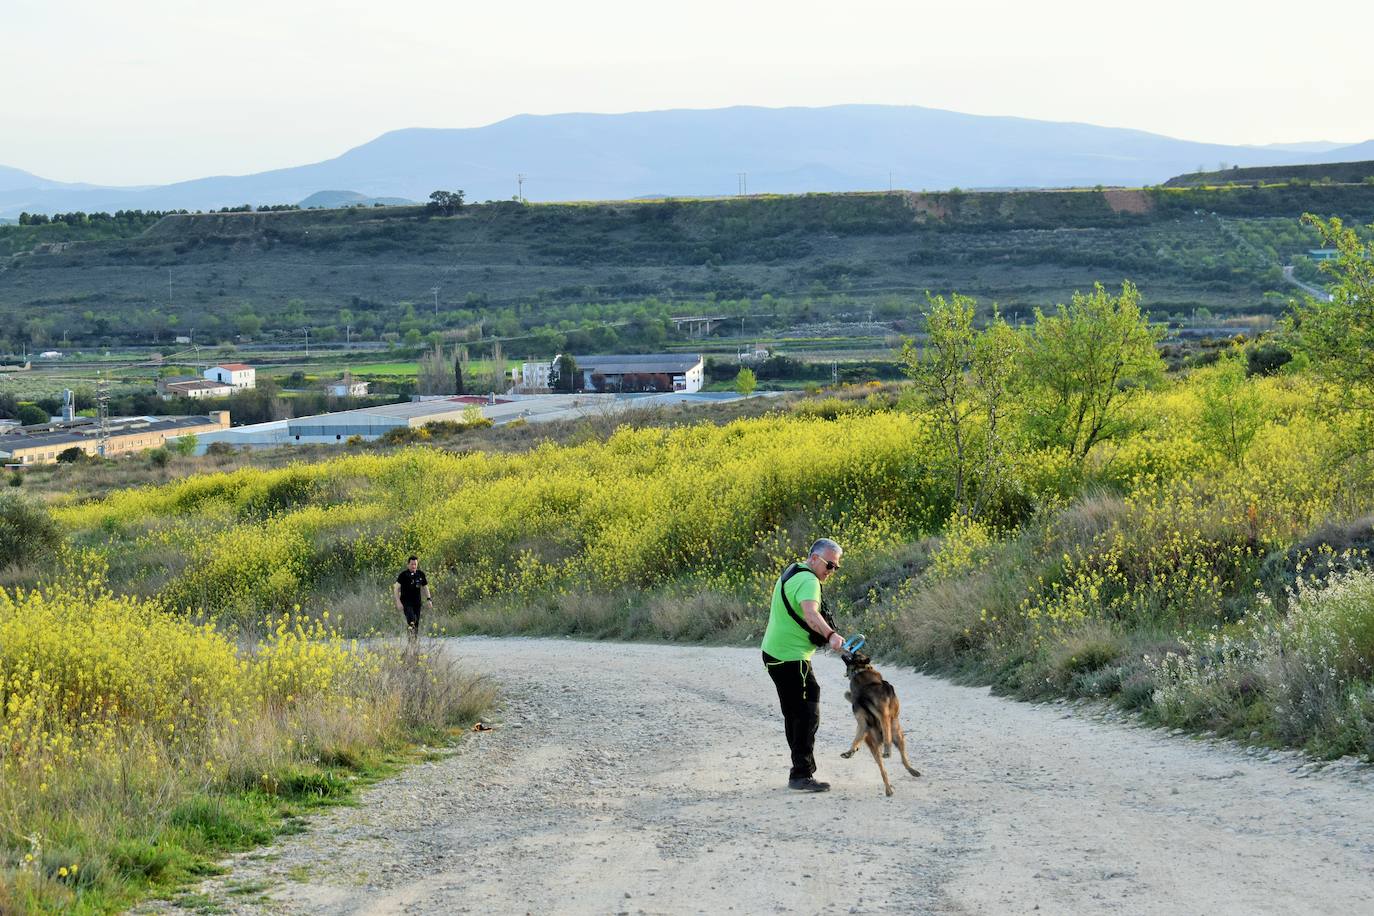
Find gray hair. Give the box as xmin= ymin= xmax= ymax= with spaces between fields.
xmin=808 ymin=538 xmax=842 ymax=559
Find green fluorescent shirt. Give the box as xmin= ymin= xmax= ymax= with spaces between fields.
xmin=760 ymin=564 xmax=822 ymax=662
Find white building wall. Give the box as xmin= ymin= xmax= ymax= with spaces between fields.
xmin=521 ymin=361 xmax=553 ymax=389
xmin=205 ymin=367 xmax=256 ymax=389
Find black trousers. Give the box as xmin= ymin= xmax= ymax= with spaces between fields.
xmin=763 ymin=651 xmax=821 ymax=780
xmin=401 ymin=601 xmax=422 ymax=635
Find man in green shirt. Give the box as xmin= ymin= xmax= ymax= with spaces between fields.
xmin=761 ymin=538 xmax=847 ymax=792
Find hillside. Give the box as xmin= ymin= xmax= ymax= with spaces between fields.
xmin=4 ymin=104 xmax=1373 ymax=217
xmin=1165 ymin=159 xmax=1374 ymax=188
xmin=1 ymin=183 xmax=1371 ymax=353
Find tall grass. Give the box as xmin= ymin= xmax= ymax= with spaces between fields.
xmin=0 ymin=581 xmax=493 ymax=913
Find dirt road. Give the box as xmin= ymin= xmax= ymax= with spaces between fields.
xmin=158 ymin=638 xmax=1374 ymax=915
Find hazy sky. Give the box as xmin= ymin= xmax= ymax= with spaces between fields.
xmin=5 ymin=0 xmax=1371 ymax=186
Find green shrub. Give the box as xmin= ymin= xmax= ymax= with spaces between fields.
xmin=0 ymin=494 xmax=62 ymax=569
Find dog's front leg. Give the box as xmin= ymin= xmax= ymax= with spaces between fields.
xmin=839 ymin=719 xmax=866 ymax=759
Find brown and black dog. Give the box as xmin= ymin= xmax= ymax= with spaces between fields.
xmin=839 ymin=651 xmax=921 ymax=796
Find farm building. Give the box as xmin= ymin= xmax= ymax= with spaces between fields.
xmin=205 ymin=363 xmax=256 ymax=389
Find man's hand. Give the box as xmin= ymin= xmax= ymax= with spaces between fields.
xmin=827 ymin=631 xmax=845 ymax=652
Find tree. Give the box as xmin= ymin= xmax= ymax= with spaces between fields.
xmin=171 ymin=433 xmax=199 ymax=457
xmin=554 ymin=354 xmax=578 ymax=392
xmin=734 ymin=366 xmax=757 ymax=397
xmin=1017 ymin=281 xmax=1164 ymax=465
xmin=56 ymin=446 xmax=89 ymax=464
xmin=488 ymin=340 xmax=505 ymax=392
xmin=1198 ymin=354 xmax=1263 ymax=467
xmin=1286 ymin=215 xmax=1374 ymax=453
xmin=0 ymin=494 xmax=62 ymax=569
xmin=455 ymin=345 xmax=469 ymax=395
xmin=900 ymin=294 xmax=1020 ymax=517
xmin=16 ymin=404 xmax=48 ymax=426
xmin=418 ymin=343 xmax=457 ymax=395
xmin=426 ymin=190 xmax=466 ymax=216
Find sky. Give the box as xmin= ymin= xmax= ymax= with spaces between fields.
xmin=4 ymin=0 xmax=1372 ymax=186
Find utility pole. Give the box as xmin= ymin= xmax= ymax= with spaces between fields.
xmin=304 ymin=328 xmax=310 ymax=357
xmin=432 ymin=286 xmax=440 ymax=318
xmin=345 ymin=324 xmax=352 ymax=346
xmin=96 ymin=371 xmax=110 ymax=457
xmin=517 ymin=174 xmax=526 ymax=202
xmin=737 ymin=172 xmax=747 ymax=196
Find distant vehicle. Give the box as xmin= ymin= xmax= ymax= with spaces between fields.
xmin=39 ymin=350 xmax=63 ymax=358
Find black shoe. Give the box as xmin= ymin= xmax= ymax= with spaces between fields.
xmin=787 ymin=777 xmax=831 ymax=792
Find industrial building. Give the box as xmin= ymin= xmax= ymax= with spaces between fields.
xmin=159 ymin=377 xmax=233 ymax=399
xmin=0 ymin=412 xmax=231 ymax=464
xmin=518 ymin=354 xmax=704 ymax=393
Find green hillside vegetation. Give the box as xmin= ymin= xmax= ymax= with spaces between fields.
xmin=1163 ymin=159 xmax=1374 ymax=188
xmin=22 ymin=223 xmax=1374 ymax=759
xmin=2 ymin=185 xmax=1372 ymax=355
xmin=4 ymin=218 xmax=1373 ymax=908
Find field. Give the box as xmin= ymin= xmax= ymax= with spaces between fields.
xmin=2 ymin=185 xmax=1372 ymax=365
xmin=3 ymin=203 xmax=1373 ymax=912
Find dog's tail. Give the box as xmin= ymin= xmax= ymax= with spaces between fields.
xmin=855 ymin=692 xmax=884 ymax=732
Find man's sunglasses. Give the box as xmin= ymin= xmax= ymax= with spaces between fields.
xmin=822 ymin=559 xmax=840 ymax=571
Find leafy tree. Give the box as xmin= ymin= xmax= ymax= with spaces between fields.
xmin=900 ymin=293 xmax=1020 ymax=517
xmin=16 ymin=404 xmax=47 ymax=426
xmin=56 ymin=446 xmax=89 ymax=464
xmin=1286 ymin=215 xmax=1374 ymax=453
xmin=426 ymin=190 xmax=466 ymax=216
xmin=734 ymin=366 xmax=757 ymax=397
xmin=171 ymin=433 xmax=199 ymax=457
xmin=1017 ymin=281 xmax=1164 ymax=465
xmin=235 ymin=311 xmax=263 ymax=338
xmin=554 ymin=354 xmax=578 ymax=392
xmin=1198 ymin=354 xmax=1264 ymax=466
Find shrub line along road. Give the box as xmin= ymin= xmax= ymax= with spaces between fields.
xmin=147 ymin=639 xmax=1374 ymax=915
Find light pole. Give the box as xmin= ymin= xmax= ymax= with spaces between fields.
xmin=304 ymin=328 xmax=310 ymax=357
xmin=432 ymin=286 xmax=440 ymax=318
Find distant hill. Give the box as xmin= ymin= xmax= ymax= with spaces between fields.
xmin=3 ymin=182 xmax=1370 ymax=352
xmin=298 ymin=190 xmax=416 ymax=209
xmin=1164 ymin=159 xmax=1374 ymax=188
xmin=1247 ymin=141 xmax=1352 ymax=154
xmin=3 ymin=104 xmax=1372 ymax=217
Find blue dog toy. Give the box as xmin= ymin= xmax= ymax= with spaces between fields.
xmin=841 ymin=634 xmax=866 ymax=654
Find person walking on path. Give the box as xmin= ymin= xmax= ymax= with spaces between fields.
xmin=393 ymin=555 xmax=432 ymax=643
xmin=761 ymin=538 xmax=847 ymax=792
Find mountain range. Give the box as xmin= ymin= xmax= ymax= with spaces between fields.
xmin=2 ymin=104 xmax=1371 ymax=218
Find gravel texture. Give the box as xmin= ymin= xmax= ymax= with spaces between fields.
xmin=141 ymin=637 xmax=1374 ymax=915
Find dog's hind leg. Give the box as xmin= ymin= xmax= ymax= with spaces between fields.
xmin=839 ymin=719 xmax=866 ymax=759
xmin=863 ymin=732 xmax=894 ymax=797
xmin=891 ymin=719 xmax=921 ymax=778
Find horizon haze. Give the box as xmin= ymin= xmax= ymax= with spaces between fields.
xmin=4 ymin=0 xmax=1373 ymax=186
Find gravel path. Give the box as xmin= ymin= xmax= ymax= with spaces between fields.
xmin=147 ymin=637 xmax=1374 ymax=915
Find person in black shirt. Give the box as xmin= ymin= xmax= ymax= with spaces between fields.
xmin=393 ymin=555 xmax=432 ymax=642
